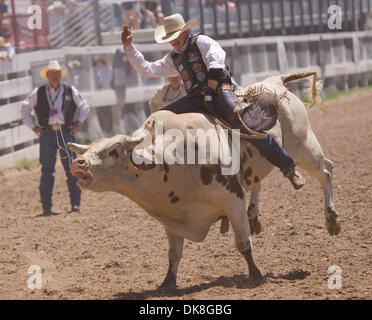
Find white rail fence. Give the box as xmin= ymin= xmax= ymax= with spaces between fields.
xmin=0 ymin=31 xmax=372 ymax=170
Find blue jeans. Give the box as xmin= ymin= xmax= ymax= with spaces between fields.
xmin=39 ymin=128 xmax=81 ymax=210
xmin=161 ymin=93 xmax=294 ymax=171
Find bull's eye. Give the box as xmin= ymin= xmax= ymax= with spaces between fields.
xmin=109 ymin=149 xmax=119 ymax=159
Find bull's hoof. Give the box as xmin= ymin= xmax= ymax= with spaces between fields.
xmin=248 ymin=267 xmax=265 ymax=285
xmin=157 ymin=278 xmax=177 ymax=293
xmin=326 ymin=208 xmax=341 ymax=236
xmin=326 ymin=222 xmax=341 ymax=236
xmin=249 ymin=216 xmax=262 ymax=235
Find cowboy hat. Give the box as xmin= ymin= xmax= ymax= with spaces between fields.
xmin=154 ymin=14 xmax=198 ymax=44
xmin=40 ymin=60 xmax=67 ymax=80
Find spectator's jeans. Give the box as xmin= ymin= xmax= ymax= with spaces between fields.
xmin=161 ymin=93 xmax=295 ymax=172
xmin=39 ymin=128 xmax=81 ymax=210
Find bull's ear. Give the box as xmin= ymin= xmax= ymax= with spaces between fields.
xmin=122 ymin=136 xmax=144 ymax=151
xmin=67 ymin=142 xmax=89 ymax=155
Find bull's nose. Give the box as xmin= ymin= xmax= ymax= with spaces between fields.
xmin=73 ymin=157 xmax=89 ymax=168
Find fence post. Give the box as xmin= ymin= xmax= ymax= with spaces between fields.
xmin=299 ymin=0 xmax=305 ymax=34
xmin=277 ymin=38 xmax=288 ymax=73
xmin=319 ymin=35 xmax=327 ymax=80
xmin=212 ymin=0 xmax=218 ymax=36
xmin=248 ymin=0 xmax=253 ymax=36
xmin=224 ymin=0 xmax=230 ymax=37
xmin=269 ymin=0 xmax=275 ymax=35
xmin=351 ymin=0 xmax=357 ymax=31
xmin=236 ymin=0 xmax=242 ymax=37
xmin=259 ymin=0 xmax=265 ymax=36
xmin=10 ymin=0 xmax=19 ymax=52
xmin=343 ymin=0 xmax=350 ymax=31
xmin=290 ymin=0 xmax=295 ymax=34
xmin=232 ymin=42 xmax=241 ymax=85
xmin=183 ymin=0 xmax=190 ymax=22
xmin=199 ymin=0 xmax=205 ymax=34
xmin=93 ymin=0 xmax=102 ymax=46
xmin=308 ymin=0 xmax=314 ymax=33
xmin=352 ymin=34 xmax=361 ymax=68
xmin=280 ymin=0 xmax=285 ymax=34
xmin=318 ymin=0 xmax=324 ymax=33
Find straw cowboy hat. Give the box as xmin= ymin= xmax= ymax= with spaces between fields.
xmin=40 ymin=60 xmax=67 ymax=80
xmin=154 ymin=14 xmax=198 ymax=44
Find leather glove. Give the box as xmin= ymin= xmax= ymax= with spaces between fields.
xmin=202 ymin=87 xmax=219 ymax=114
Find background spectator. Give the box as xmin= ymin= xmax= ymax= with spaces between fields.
xmin=0 ymin=0 xmax=10 ymax=29
xmin=93 ymin=55 xmax=112 ymax=89
xmin=0 ymin=35 xmax=14 ymax=62
xmin=21 ymin=60 xmax=89 ymax=215
xmin=121 ymin=1 xmax=141 ymax=30
xmin=145 ymin=1 xmax=164 ymax=25
xmin=149 ymin=75 xmax=185 ymax=113
xmin=140 ymin=2 xmax=157 ymax=28
xmin=47 ymin=1 xmax=68 ymax=27
xmin=67 ymin=59 xmax=85 ymax=89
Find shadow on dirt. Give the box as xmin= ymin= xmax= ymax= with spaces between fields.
xmin=265 ymin=269 xmax=311 ymax=281
xmin=33 ymin=211 xmax=61 ymax=218
xmin=113 ymin=269 xmax=310 ymax=300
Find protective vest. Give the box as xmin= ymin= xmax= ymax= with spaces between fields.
xmin=171 ymin=33 xmax=209 ymax=94
xmin=34 ymin=84 xmax=77 ymax=128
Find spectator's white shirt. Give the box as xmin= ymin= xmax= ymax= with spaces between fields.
xmin=124 ymin=33 xmax=226 ymax=78
xmin=21 ymin=82 xmax=90 ymax=129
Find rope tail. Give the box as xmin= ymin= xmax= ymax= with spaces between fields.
xmin=280 ymin=71 xmax=326 ymax=112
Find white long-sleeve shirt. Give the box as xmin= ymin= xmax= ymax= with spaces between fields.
xmin=21 ymin=83 xmax=90 ymax=130
xmin=124 ymin=33 xmax=227 ymax=78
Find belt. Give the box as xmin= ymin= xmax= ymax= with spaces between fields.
xmin=45 ymin=124 xmax=66 ymax=131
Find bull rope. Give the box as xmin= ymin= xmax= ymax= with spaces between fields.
xmin=213 ymin=117 xmax=267 ymax=140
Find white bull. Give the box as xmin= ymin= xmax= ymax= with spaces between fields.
xmin=67 ymin=71 xmax=339 ymax=290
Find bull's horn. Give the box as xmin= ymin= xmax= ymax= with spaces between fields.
xmin=67 ymin=142 xmax=89 ymax=155
xmin=123 ymin=136 xmax=144 ymax=151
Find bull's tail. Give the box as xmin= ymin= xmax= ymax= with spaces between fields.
xmin=280 ymin=71 xmax=326 ymax=112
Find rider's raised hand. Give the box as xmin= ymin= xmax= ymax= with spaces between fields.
xmin=122 ymin=25 xmax=133 ymax=48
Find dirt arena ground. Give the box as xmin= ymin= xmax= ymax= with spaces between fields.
xmin=1 ymin=89 xmax=371 ymax=300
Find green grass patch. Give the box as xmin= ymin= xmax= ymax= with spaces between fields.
xmin=323 ymin=85 xmax=372 ymax=101
xmin=15 ymin=158 xmax=39 ymax=171
xmin=303 ymin=85 xmax=372 ymax=107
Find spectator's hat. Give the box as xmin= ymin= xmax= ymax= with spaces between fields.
xmin=68 ymin=59 xmax=81 ymax=69
xmin=93 ymin=54 xmax=107 ymax=64
xmin=154 ymin=14 xmax=197 ymax=43
xmin=0 ymin=36 xmax=9 ymax=47
xmin=40 ymin=60 xmax=67 ymax=80
xmin=47 ymin=1 xmax=67 ymax=14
